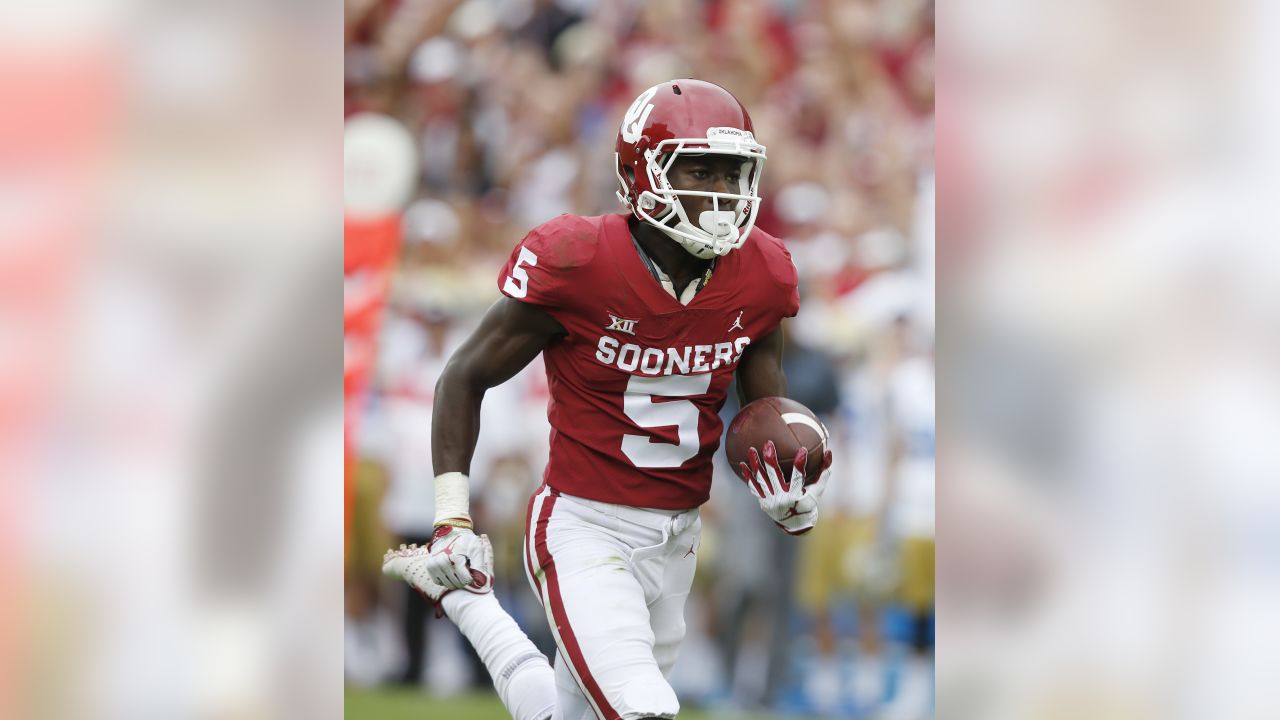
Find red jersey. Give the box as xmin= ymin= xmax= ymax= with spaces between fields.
xmin=497 ymin=213 xmax=799 ymax=509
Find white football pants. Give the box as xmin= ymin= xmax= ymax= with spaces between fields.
xmin=524 ymin=484 xmax=701 ymax=720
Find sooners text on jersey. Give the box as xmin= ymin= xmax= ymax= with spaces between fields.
xmin=499 ymin=213 xmax=799 ymax=509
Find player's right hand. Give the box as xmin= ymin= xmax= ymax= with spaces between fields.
xmin=425 ymin=524 xmax=487 ymax=590
xmin=738 ymin=441 xmax=833 ymax=536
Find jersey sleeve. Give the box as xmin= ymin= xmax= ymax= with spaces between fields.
xmin=497 ymin=214 xmax=600 ymax=313
xmin=498 ymin=235 xmax=565 ymax=307
xmin=766 ymin=236 xmax=801 ymax=319
xmin=781 ymin=253 xmax=800 ymax=318
xmin=499 ymin=217 xmax=593 ymax=307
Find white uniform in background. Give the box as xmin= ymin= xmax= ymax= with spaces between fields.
xmin=889 ymin=355 xmax=935 ymax=541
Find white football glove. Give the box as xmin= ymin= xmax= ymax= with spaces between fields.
xmin=384 ymin=534 xmax=494 ymax=604
xmin=424 ymin=523 xmax=489 ymax=590
xmin=736 ymin=441 xmax=833 ymax=535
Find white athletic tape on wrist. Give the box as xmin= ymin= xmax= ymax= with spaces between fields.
xmin=434 ymin=472 xmax=472 ymax=525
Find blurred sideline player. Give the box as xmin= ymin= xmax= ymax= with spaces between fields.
xmin=881 ymin=315 xmax=935 ymax=720
xmin=796 ymin=322 xmax=903 ymax=710
xmin=384 ymin=79 xmax=833 ymax=720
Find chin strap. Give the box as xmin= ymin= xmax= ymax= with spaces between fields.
xmin=668 ymin=233 xmax=720 ymax=260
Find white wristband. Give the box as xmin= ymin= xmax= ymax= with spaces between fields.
xmin=433 ymin=472 xmax=472 ymax=526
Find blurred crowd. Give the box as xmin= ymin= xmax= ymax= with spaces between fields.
xmin=344 ymin=0 xmax=934 ymax=717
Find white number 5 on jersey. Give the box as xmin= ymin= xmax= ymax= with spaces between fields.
xmin=503 ymin=247 xmax=538 ymax=298
xmin=621 ymin=373 xmax=712 ymax=468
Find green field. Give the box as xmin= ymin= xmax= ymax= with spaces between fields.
xmin=344 ymin=687 xmax=793 ymax=719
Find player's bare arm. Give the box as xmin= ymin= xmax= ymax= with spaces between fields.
xmin=424 ymin=296 xmax=563 ymax=590
xmin=735 ymin=324 xmax=787 ymax=404
xmin=432 ymin=297 xmax=564 ymax=475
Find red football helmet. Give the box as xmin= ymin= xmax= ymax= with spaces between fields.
xmin=614 ymin=79 xmax=767 ymax=259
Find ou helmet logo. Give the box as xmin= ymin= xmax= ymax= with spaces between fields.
xmin=621 ymin=86 xmax=658 ymax=143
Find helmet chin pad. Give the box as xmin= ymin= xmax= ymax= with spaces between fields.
xmin=658 ymin=210 xmax=739 ymax=258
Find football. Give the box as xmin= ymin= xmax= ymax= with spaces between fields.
xmin=725 ymin=397 xmax=829 ymax=486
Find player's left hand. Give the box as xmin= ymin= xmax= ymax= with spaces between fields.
xmin=424 ymin=524 xmax=488 ymax=590
xmin=737 ymin=440 xmax=833 ymax=536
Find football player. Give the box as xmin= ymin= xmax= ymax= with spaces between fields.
xmin=384 ymin=78 xmax=832 ymax=720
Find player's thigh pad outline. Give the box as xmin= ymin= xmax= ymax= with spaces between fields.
xmin=627 ymin=515 xmax=699 ymax=676
xmin=524 ymin=485 xmax=691 ymax=720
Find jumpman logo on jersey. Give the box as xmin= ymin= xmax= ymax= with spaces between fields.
xmin=728 ymin=311 xmax=744 ymax=332
xmin=683 ymin=543 xmax=697 ymax=558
